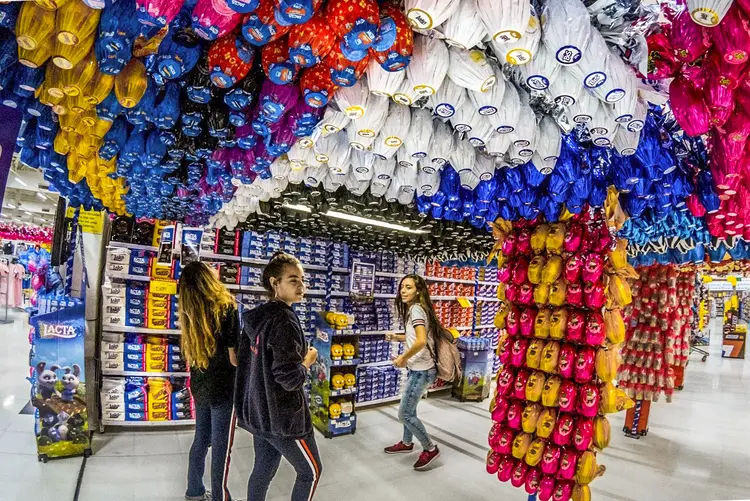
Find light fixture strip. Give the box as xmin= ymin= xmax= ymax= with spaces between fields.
xmin=281 ymin=203 xmax=426 ymax=235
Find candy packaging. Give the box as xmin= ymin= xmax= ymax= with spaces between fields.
xmin=552 ymin=412 xmax=575 ymax=446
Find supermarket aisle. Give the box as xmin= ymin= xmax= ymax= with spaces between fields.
xmin=2 ymin=314 xmax=750 ymax=500
xmin=0 ymin=309 xmax=82 ymax=499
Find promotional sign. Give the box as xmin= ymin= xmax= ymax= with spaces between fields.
xmin=157 ymin=225 xmax=175 ymax=266
xmin=66 ymin=208 xmax=104 ymax=234
xmin=29 ymin=302 xmax=90 ymax=461
xmin=0 ymin=106 xmax=23 ymax=210
xmin=181 ymin=227 xmax=203 ymax=264
xmin=349 ymin=260 xmax=375 ymax=298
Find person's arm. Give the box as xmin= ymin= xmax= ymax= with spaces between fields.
xmin=267 ymin=320 xmax=309 ymax=392
xmin=394 ymin=325 xmax=427 ymax=368
xmin=394 ymin=306 xmax=429 ymax=368
xmin=385 ymin=332 xmax=406 ymax=343
xmin=225 ymin=306 xmax=240 ymax=367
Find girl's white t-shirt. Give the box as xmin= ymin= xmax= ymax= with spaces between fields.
xmin=404 ymin=304 xmax=436 ymax=371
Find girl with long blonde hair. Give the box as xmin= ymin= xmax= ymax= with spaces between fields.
xmin=178 ymin=261 xmax=241 ymax=501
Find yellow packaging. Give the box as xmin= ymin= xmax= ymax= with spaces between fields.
xmin=147 ymin=317 xmax=169 ymax=330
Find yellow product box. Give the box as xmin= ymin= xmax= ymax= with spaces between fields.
xmin=149 ymin=308 xmax=169 ymax=320
xmin=147 ymin=317 xmax=170 ymax=330
xmin=147 ymin=408 xmax=170 ymax=421
xmin=151 ymin=263 xmax=172 ymax=280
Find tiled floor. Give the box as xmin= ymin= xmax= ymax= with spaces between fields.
xmin=3 ymin=311 xmax=749 ymax=501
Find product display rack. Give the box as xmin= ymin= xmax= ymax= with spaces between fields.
xmin=310 ymin=315 xmax=359 ymax=438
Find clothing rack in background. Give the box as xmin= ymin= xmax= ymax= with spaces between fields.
xmin=0 ymin=253 xmax=12 ymax=325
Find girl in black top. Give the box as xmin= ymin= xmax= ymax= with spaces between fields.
xmin=179 ymin=262 xmax=240 ymax=501
xmin=235 ymin=252 xmax=321 ymax=501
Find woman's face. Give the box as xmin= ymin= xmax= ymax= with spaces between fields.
xmin=272 ymin=264 xmax=306 ymax=305
xmin=400 ymin=277 xmax=419 ymax=305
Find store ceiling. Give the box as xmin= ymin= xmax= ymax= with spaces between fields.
xmin=1 ymin=159 xmax=59 ymax=228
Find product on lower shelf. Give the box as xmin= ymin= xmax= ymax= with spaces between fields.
xmin=101 ymin=376 xmax=194 ymax=422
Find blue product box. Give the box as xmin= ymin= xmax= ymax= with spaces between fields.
xmin=125 ymin=361 xmax=144 ymax=372
xmin=125 ymin=412 xmax=147 ymax=421
xmin=126 ymin=352 xmax=145 ymax=362
xmin=126 ymin=401 xmax=146 ymax=412
xmin=169 ymin=362 xmax=186 ymax=372
xmin=129 ymin=264 xmax=149 ymax=276
xmin=126 ymin=315 xmax=146 ymax=327
xmin=130 ymin=254 xmax=150 ymax=266
xmin=127 ymin=296 xmax=146 ymax=308
xmin=127 ymin=286 xmax=148 ymax=299
xmin=126 ymin=386 xmax=147 ymax=402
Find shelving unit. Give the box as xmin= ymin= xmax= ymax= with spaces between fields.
xmin=101 ymin=370 xmax=190 ymax=377
xmin=107 ymin=272 xmax=151 ymax=282
xmin=101 ymin=419 xmax=196 ymax=427
xmin=102 ymin=326 xmax=182 ymax=335
xmin=108 ymin=241 xmax=159 ymax=252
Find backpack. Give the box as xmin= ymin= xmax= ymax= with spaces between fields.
xmin=428 ymin=326 xmax=462 ymax=383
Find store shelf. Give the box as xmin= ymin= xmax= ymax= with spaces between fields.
xmin=359 ymin=360 xmax=392 ymax=367
xmin=242 ymin=257 xmax=268 ymax=265
xmin=452 ymin=326 xmax=473 ymax=331
xmin=200 ymin=253 xmax=243 ymax=262
xmin=107 ymin=273 xmax=151 ymax=282
xmin=108 ymin=241 xmax=159 ymax=252
xmin=355 ymin=394 xmax=402 ymax=408
xmin=475 ymin=324 xmax=499 ymax=330
xmin=102 ymin=370 xmax=190 ymax=377
xmin=330 ymin=291 xmax=350 ymax=297
xmin=432 ymin=296 xmax=474 ymax=301
xmin=101 ymin=419 xmax=195 ymax=427
xmin=425 ymin=276 xmax=475 ymax=285
xmin=225 ymin=284 xmax=242 ymax=291
xmin=476 ymin=296 xmax=501 ymax=302
xmin=375 ymin=271 xmax=404 ymax=278
xmin=360 ymin=329 xmax=404 ymax=336
xmin=330 ymin=387 xmax=357 ymax=397
xmin=332 ymin=358 xmax=360 ymax=367
xmin=102 ymin=326 xmax=182 ymax=335
xmin=477 ymin=280 xmax=499 ymax=286
xmin=373 ymin=293 xmax=397 ymax=299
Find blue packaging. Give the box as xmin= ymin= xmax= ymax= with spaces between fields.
xmin=129 ymin=264 xmax=150 ymax=276
xmin=125 ymin=352 xmax=145 ymax=362
xmin=127 ymin=296 xmax=146 ymax=308
xmin=125 ymin=361 xmax=144 ymax=372
xmin=125 ymin=411 xmax=147 ymax=421
xmin=126 ymin=401 xmax=146 ymax=412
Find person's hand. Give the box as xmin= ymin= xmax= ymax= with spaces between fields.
xmin=303 ymin=347 xmax=318 ymax=369
xmin=385 ymin=332 xmax=395 ymax=342
xmin=392 ymin=354 xmax=407 ymax=368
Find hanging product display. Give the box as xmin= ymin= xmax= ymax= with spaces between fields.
xmin=618 ymin=265 xmax=697 ymax=402
xmin=485 ymin=201 xmax=636 ymax=501
xmin=0 ymin=223 xmax=54 ymax=244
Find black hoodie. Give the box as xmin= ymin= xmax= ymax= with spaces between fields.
xmin=235 ymin=301 xmax=311 ymax=439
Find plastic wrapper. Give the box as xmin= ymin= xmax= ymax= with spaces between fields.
xmin=392 ymin=75 xmax=420 ymax=106
xmin=367 ymin=57 xmax=406 ymax=97
xmin=441 ymin=0 xmax=486 ymax=50
xmin=354 ymin=95 xmax=389 ymax=139
xmin=407 ymin=35 xmax=450 ymax=97
xmin=490 ymin=79 xmax=521 ymax=133
xmin=522 ymin=43 xmax=560 ymax=91
xmin=477 ymin=0 xmax=530 ymax=44
xmin=687 ymin=0 xmax=732 ymax=26
xmin=376 ymin=101 xmax=411 ymax=150
xmin=191 ymin=0 xmax=242 ymax=41
xmin=593 ymin=51 xmax=636 ymax=104
xmin=405 ymin=0 xmax=460 ymax=30
xmin=568 ymin=30 xmax=610 ymax=90
xmin=288 ymin=12 xmax=336 ymax=68
xmin=430 ymin=76 xmax=467 ymax=119
xmin=491 ymin=10 xmax=541 ymax=66
xmin=448 ymin=47 xmax=497 ymax=92
xmin=370 ymin=2 xmax=413 ymax=72
xmin=541 ymin=0 xmax=591 ymax=66
xmin=548 ymin=68 xmax=581 ymax=107
xmin=403 ymin=107 xmax=433 ymax=158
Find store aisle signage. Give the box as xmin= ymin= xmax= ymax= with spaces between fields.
xmin=150 ymin=280 xmax=177 ymax=296
xmin=65 ymin=208 xmax=104 ymax=234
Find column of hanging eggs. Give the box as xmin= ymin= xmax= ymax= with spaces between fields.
xmin=487 ymin=210 xmax=635 ymax=501
xmin=618 ymin=264 xmax=696 ymax=403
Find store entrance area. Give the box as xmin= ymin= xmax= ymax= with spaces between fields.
xmin=1 ymin=312 xmax=748 ymax=501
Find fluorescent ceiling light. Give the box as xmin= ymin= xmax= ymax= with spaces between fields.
xmin=281 ymin=203 xmax=426 ymax=234
xmin=36 ymin=192 xmax=47 ymax=200
xmin=0 ymin=214 xmax=7 ymax=218
xmin=326 ymin=210 xmax=428 ymax=234
xmin=5 ymin=203 xmax=15 ymax=209
xmin=23 ymin=210 xmax=32 ymax=216
xmin=283 ymin=203 xmax=313 ymax=213
xmin=14 ymin=176 xmax=28 ymax=187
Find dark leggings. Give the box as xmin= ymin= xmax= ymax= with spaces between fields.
xmin=247 ymin=432 xmax=322 ymax=501
xmin=186 ymin=400 xmax=237 ymax=501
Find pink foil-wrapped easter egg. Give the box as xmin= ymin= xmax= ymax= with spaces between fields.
xmin=712 ymin=6 xmax=750 ymax=65
xmin=671 ymin=76 xmax=711 ymax=136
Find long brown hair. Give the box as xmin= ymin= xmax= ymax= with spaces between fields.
xmin=178 ymin=261 xmax=236 ymax=370
xmin=395 ymin=274 xmax=444 ymax=337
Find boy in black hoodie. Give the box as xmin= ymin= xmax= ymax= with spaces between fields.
xmin=235 ymin=252 xmax=321 ymax=501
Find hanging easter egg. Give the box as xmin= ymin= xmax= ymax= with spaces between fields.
xmin=326 ymin=42 xmax=369 ymax=88
xmin=370 ymin=2 xmax=413 ymax=72
xmin=241 ymin=0 xmax=291 ymax=46
xmin=56 ymin=0 xmax=102 ymax=46
xmin=192 ymin=0 xmax=243 ymax=41
xmin=288 ymin=12 xmax=336 ymax=67
xmin=300 ymin=63 xmax=337 ymax=108
xmin=114 ymin=57 xmax=148 ymax=108
xmin=15 ymin=2 xmax=56 ymax=51
xmin=327 ymin=0 xmax=379 ymax=52
xmin=208 ymin=33 xmax=256 ymax=88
